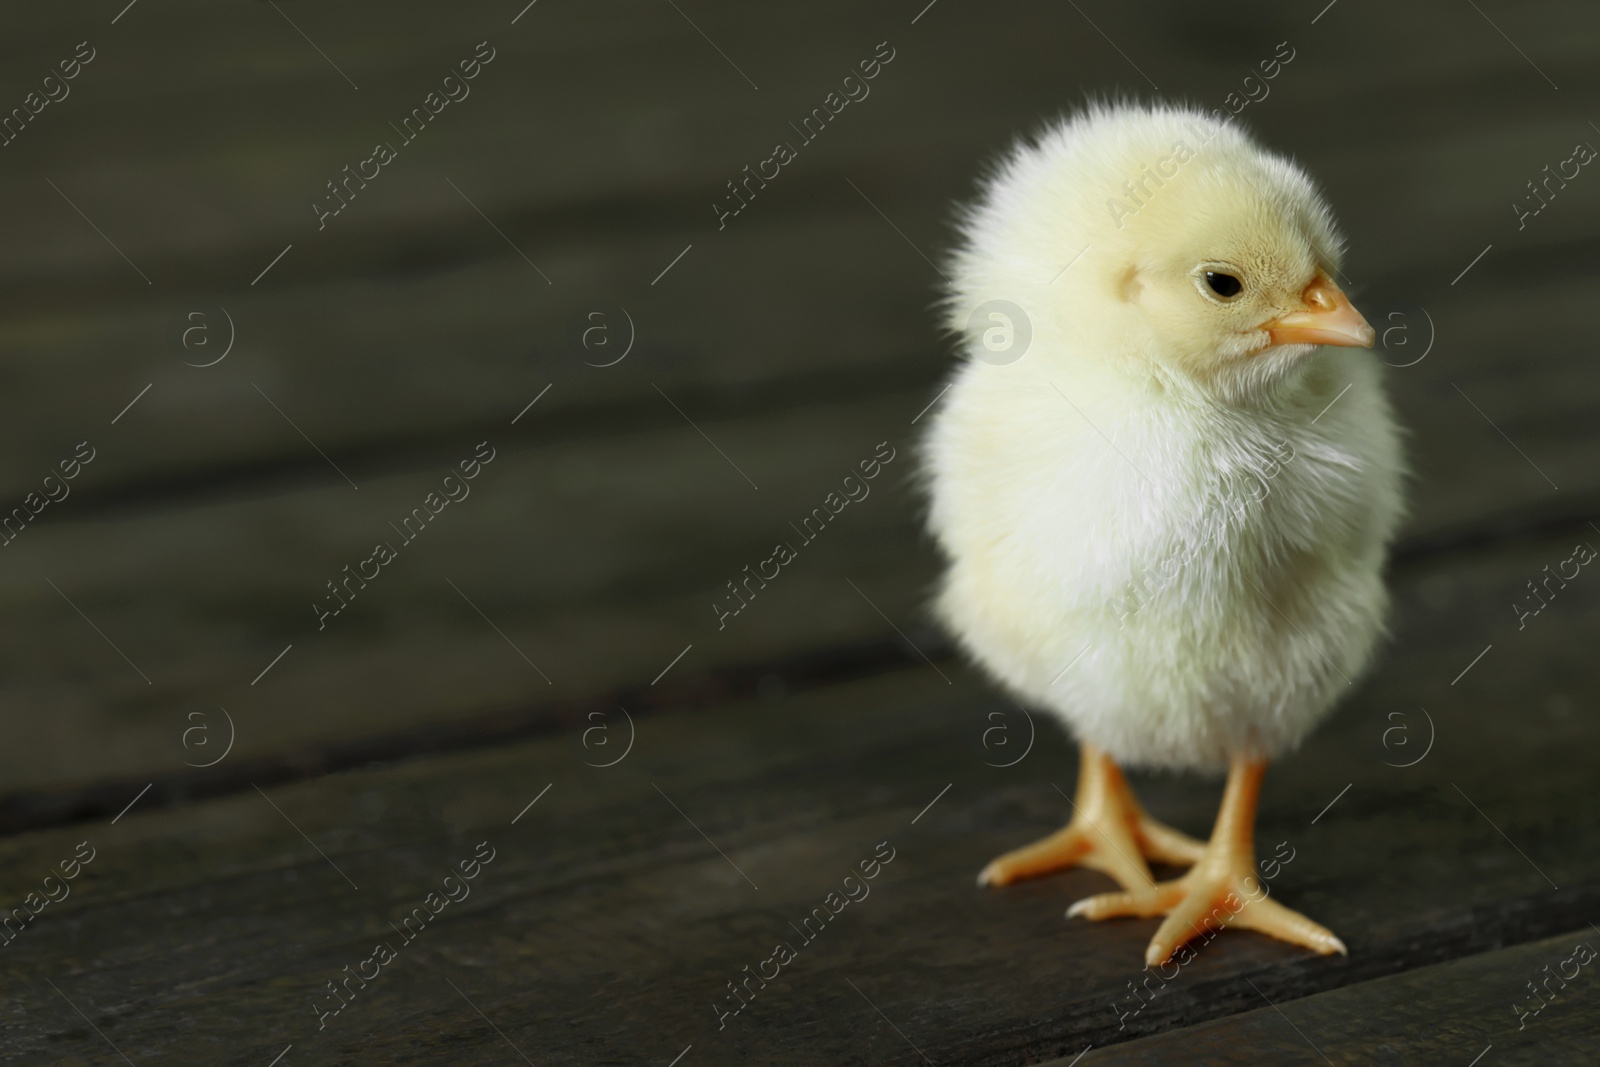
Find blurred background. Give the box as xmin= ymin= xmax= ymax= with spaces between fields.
xmin=0 ymin=1 xmax=1595 ymax=1064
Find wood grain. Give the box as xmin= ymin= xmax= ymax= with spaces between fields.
xmin=0 ymin=530 xmax=1595 ymax=1064
xmin=1066 ymin=929 xmax=1600 ymax=1065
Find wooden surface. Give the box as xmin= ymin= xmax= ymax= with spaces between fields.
xmin=1065 ymin=930 xmax=1600 ymax=1065
xmin=0 ymin=0 xmax=1596 ymax=1063
xmin=6 ymin=535 xmax=1600 ymax=1065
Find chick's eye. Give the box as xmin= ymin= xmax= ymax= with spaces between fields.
xmin=1204 ymin=271 xmax=1243 ymax=298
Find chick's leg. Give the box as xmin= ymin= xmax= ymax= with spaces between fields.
xmin=1067 ymin=755 xmax=1347 ymax=966
xmin=978 ymin=744 xmax=1206 ymax=891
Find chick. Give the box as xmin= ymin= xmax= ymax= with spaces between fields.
xmin=924 ymin=102 xmax=1403 ymax=965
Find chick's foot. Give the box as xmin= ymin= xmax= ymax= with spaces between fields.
xmin=978 ymin=744 xmax=1205 ymax=892
xmin=1066 ymin=755 xmax=1347 ymax=966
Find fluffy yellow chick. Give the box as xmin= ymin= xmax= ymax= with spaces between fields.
xmin=923 ymin=102 xmax=1403 ymax=965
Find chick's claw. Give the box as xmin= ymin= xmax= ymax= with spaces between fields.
xmin=978 ymin=744 xmax=1204 ymax=892
xmin=979 ymin=819 xmax=1148 ymax=891
xmin=1224 ymin=893 xmax=1347 ymax=957
xmin=1068 ymin=868 xmax=1345 ymax=966
xmin=1069 ymin=757 xmax=1348 ymax=966
xmin=1066 ymin=881 xmax=1187 ymax=921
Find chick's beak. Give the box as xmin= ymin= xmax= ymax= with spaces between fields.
xmin=1262 ymin=274 xmax=1374 ymax=349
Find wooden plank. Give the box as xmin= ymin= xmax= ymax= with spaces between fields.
xmin=0 ymin=0 xmax=1591 ymax=530
xmin=0 ymin=387 xmax=937 ymax=793
xmin=0 ymin=529 xmax=1596 ymax=1063
xmin=1061 ymin=929 xmax=1600 ymax=1065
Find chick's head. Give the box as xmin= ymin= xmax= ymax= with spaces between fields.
xmin=946 ymin=103 xmax=1374 ymax=399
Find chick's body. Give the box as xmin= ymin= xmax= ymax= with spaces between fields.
xmin=926 ymin=103 xmax=1404 ymax=963
xmin=929 ymin=332 xmax=1400 ymax=771
xmin=926 ymin=105 xmax=1403 ymax=773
